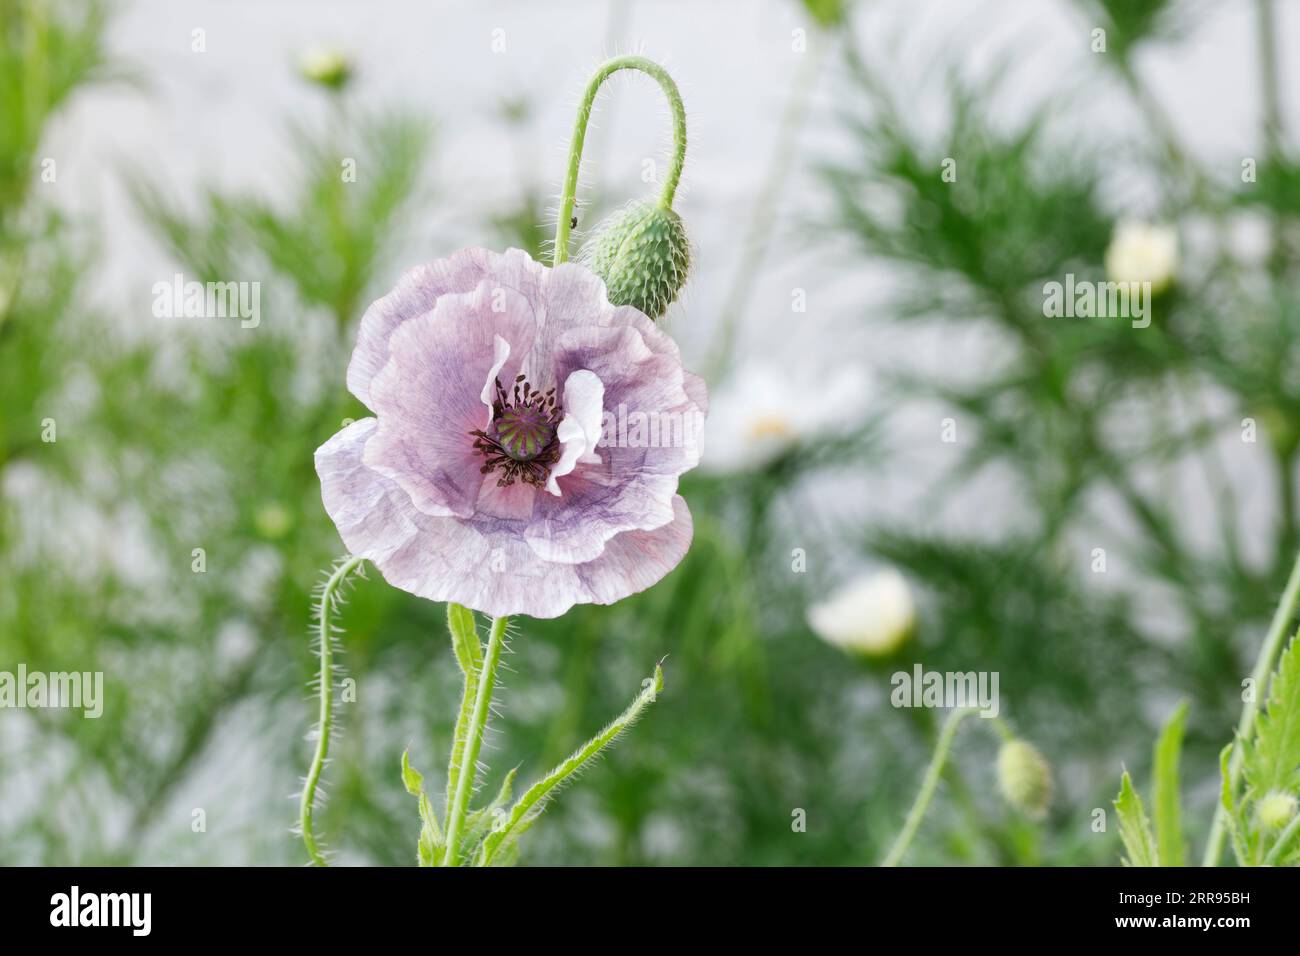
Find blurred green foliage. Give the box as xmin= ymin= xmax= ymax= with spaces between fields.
xmin=2 ymin=0 xmax=1299 ymax=868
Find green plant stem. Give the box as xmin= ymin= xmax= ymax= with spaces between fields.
xmin=1256 ymin=0 xmax=1287 ymax=278
xmin=442 ymin=614 xmax=508 ymax=866
xmin=1263 ymin=811 xmax=1300 ymax=866
xmin=1278 ymin=449 xmax=1298 ymax=565
xmin=477 ymin=662 xmax=664 ymax=867
xmin=551 ymin=55 xmax=686 ymax=265
xmin=881 ymin=707 xmax=977 ymax=867
xmin=300 ymin=555 xmax=365 ymax=867
xmin=443 ymin=603 xmax=483 ymax=824
xmin=1203 ymin=547 xmax=1300 ymax=865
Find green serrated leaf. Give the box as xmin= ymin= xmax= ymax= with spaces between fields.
xmin=474 ymin=665 xmax=666 ymax=867
xmin=459 ymin=767 xmax=519 ymax=855
xmin=446 ymin=603 xmax=482 ymax=675
xmin=401 ymin=749 xmax=443 ymax=866
xmin=1220 ymin=743 xmax=1237 ymax=814
xmin=1218 ymin=743 xmax=1250 ymax=867
xmin=401 ymin=748 xmax=423 ymax=796
xmin=1152 ymin=700 xmax=1188 ymax=867
xmin=1114 ymin=770 xmax=1159 ymax=867
xmin=1245 ymin=632 xmax=1300 ymax=796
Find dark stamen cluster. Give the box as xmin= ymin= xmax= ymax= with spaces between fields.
xmin=470 ymin=373 xmax=561 ymax=488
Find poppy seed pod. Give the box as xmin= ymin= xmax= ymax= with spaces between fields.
xmin=997 ymin=739 xmax=1052 ymax=820
xmin=582 ymin=200 xmax=690 ymax=320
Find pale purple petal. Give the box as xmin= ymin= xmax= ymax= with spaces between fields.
xmin=523 ymin=323 xmax=703 ymax=565
xmin=322 ymin=247 xmax=708 ymax=617
xmin=574 ymin=495 xmax=694 ymax=608
xmin=480 ymin=334 xmax=511 ymax=429
xmin=347 ymin=248 xmax=545 ymax=408
xmin=546 ymin=369 xmax=604 ymax=496
xmin=316 ymin=418 xmax=420 ymax=565
xmin=362 ymin=280 xmax=536 ymax=518
xmin=317 ymin=417 xmax=694 ymax=618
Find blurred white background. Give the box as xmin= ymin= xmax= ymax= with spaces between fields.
xmin=44 ymin=0 xmax=1300 ymax=556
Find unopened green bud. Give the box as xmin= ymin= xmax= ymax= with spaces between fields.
xmin=299 ymin=48 xmax=353 ymax=92
xmin=1256 ymin=790 xmax=1298 ymax=830
xmin=997 ymin=739 xmax=1052 ymax=820
xmin=254 ymin=501 xmax=292 ymax=540
xmin=801 ymin=0 xmax=850 ymax=29
xmin=582 ymin=200 xmax=690 ymax=320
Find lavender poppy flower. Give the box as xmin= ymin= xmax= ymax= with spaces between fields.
xmin=315 ymin=247 xmax=707 ymax=619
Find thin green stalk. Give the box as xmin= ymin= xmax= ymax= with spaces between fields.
xmin=551 ymin=55 xmax=686 ymax=265
xmin=1256 ymin=0 xmax=1286 ymax=278
xmin=442 ymin=614 xmax=508 ymax=866
xmin=1203 ymin=548 xmax=1300 ymax=865
xmin=300 ymin=555 xmax=365 ymax=867
xmin=1277 ymin=449 xmax=1298 ymax=566
xmin=1263 ymin=810 xmax=1300 ymax=866
xmin=477 ymin=662 xmax=664 ymax=867
xmin=881 ymin=707 xmax=977 ymax=867
xmin=444 ymin=603 xmax=483 ymax=824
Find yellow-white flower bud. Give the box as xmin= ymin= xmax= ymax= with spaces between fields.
xmin=299 ymin=47 xmax=353 ymax=92
xmin=1104 ymin=221 xmax=1178 ymax=294
xmin=807 ymin=570 xmax=915 ymax=658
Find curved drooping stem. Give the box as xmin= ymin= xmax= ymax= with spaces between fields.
xmin=442 ymin=614 xmax=509 ymax=866
xmin=551 ymin=55 xmax=687 ymax=266
xmin=300 ymin=555 xmax=365 ymax=866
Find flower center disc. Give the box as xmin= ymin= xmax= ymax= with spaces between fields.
xmin=495 ymin=404 xmax=556 ymax=462
xmin=470 ymin=374 xmax=561 ymax=488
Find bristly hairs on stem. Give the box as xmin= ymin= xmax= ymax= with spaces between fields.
xmin=442 ymin=614 xmax=510 ymax=866
xmin=881 ymin=707 xmax=978 ymax=867
xmin=551 ymin=55 xmax=687 ymax=267
xmin=475 ymin=659 xmax=665 ymax=867
xmin=300 ymin=554 xmax=366 ymax=866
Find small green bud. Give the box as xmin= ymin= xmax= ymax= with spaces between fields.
xmin=254 ymin=501 xmax=292 ymax=540
xmin=997 ymin=739 xmax=1052 ymax=820
xmin=299 ymin=47 xmax=353 ymax=92
xmin=1256 ymin=790 xmax=1298 ymax=830
xmin=582 ymin=200 xmax=690 ymax=320
xmin=800 ymin=0 xmax=850 ymax=29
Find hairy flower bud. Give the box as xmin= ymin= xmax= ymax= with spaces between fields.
xmin=1256 ymin=789 xmax=1298 ymax=830
xmin=582 ymin=201 xmax=690 ymax=320
xmin=997 ymin=739 xmax=1052 ymax=820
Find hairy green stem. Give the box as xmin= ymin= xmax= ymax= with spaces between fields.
xmin=1203 ymin=548 xmax=1300 ymax=865
xmin=443 ymin=603 xmax=483 ymax=824
xmin=1263 ymin=809 xmax=1300 ymax=866
xmin=477 ymin=663 xmax=664 ymax=867
xmin=442 ymin=614 xmax=508 ymax=866
xmin=300 ymin=555 xmax=365 ymax=867
xmin=551 ymin=55 xmax=686 ymax=265
xmin=881 ymin=707 xmax=977 ymax=867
